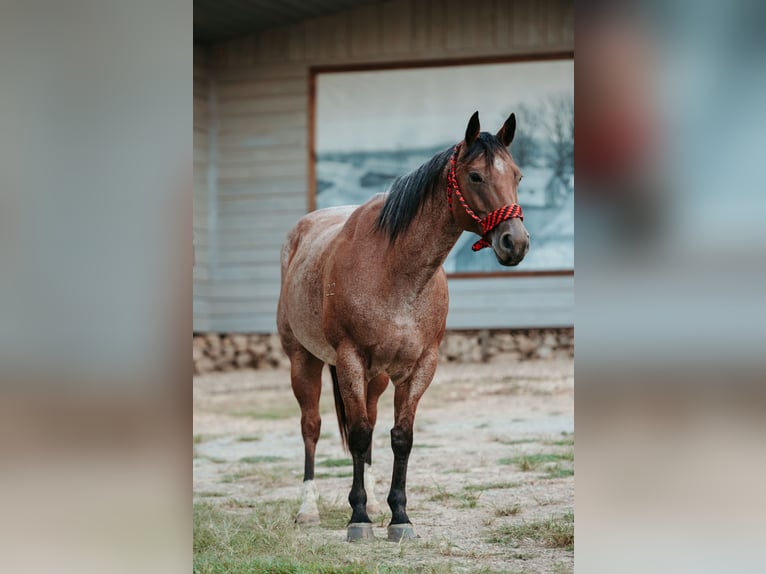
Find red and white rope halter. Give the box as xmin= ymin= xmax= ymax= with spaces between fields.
xmin=447 ymin=144 xmax=524 ymax=252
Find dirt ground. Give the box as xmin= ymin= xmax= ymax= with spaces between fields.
xmin=193 ymin=357 xmax=574 ymax=573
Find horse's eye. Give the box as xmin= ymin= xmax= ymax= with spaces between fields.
xmin=469 ymin=172 xmax=483 ymax=183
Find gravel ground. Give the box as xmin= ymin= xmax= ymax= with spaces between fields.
xmin=194 ymin=357 xmax=574 ymax=573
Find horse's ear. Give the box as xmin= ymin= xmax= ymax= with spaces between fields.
xmin=496 ymin=113 xmax=516 ymax=147
xmin=465 ymin=111 xmax=480 ymax=146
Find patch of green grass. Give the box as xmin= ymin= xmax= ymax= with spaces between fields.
xmin=376 ymin=510 xmax=391 ymax=527
xmin=220 ymin=467 xmax=288 ymax=487
xmin=463 ymin=481 xmax=521 ymax=492
xmin=232 ymin=404 xmax=299 ymax=420
xmin=194 ymin=434 xmax=205 ymax=444
xmin=429 ymin=485 xmax=481 ymax=508
xmin=317 ymin=498 xmax=350 ymax=530
xmin=197 ymin=491 xmax=226 ymax=498
xmin=544 ymin=437 xmax=575 ymax=447
xmin=239 ymin=455 xmax=285 ymax=464
xmin=202 ymin=456 xmax=227 ymax=464
xmin=544 ymin=465 xmax=574 ymax=479
xmin=499 ymin=451 xmax=574 ymax=471
xmin=236 ymin=435 xmax=261 ymax=442
xmin=317 ymin=457 xmax=352 ymax=467
xmin=493 ymin=437 xmax=539 ymax=446
xmin=428 ymin=488 xmax=454 ymax=503
xmin=194 ymin=501 xmax=370 ymax=573
xmin=487 ymin=512 xmax=574 ymax=550
xmin=413 ymin=444 xmax=440 ymax=449
xmin=314 ymin=470 xmax=353 ymax=479
xmin=494 ymin=503 xmax=521 ymax=517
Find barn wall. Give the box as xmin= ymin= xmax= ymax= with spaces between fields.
xmin=193 ymin=43 xmax=214 ymax=331
xmin=197 ymin=0 xmax=574 ymax=333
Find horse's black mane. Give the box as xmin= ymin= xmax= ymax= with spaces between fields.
xmin=375 ymin=132 xmax=509 ymax=242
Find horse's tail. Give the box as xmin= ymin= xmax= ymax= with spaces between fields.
xmin=329 ymin=365 xmax=349 ymax=452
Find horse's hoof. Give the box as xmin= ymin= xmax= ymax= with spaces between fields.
xmin=366 ymin=502 xmax=382 ymax=515
xmin=295 ymin=513 xmax=320 ymax=526
xmin=387 ymin=523 xmax=416 ymax=542
xmin=347 ymin=522 xmax=375 ymax=542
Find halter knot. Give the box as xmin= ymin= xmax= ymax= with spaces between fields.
xmin=447 ymin=145 xmax=524 ymax=252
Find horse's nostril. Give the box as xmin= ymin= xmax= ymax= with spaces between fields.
xmin=501 ymin=232 xmax=513 ymax=251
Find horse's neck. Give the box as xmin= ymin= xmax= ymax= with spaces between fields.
xmin=383 ymin=193 xmax=462 ymax=294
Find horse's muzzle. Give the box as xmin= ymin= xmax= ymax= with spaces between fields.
xmin=491 ymin=219 xmax=529 ymax=266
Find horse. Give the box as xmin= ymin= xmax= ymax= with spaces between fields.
xmin=277 ymin=111 xmax=529 ymax=541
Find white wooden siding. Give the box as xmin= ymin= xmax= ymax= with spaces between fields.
xmin=194 ymin=0 xmax=574 ymax=333
xmin=193 ymin=43 xmax=213 ymax=330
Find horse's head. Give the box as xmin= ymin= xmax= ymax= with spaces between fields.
xmin=451 ymin=111 xmax=530 ymax=266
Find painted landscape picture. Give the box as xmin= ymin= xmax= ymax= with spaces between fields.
xmin=315 ymin=60 xmax=574 ymax=273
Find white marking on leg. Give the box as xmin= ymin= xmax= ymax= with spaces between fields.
xmin=298 ymin=479 xmax=319 ymax=518
xmin=364 ymin=463 xmax=381 ymax=514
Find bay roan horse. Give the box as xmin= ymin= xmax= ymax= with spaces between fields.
xmin=277 ymin=111 xmax=529 ymax=542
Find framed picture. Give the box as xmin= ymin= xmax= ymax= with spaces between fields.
xmin=311 ymin=55 xmax=573 ymax=275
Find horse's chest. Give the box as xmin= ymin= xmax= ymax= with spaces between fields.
xmin=353 ymin=305 xmax=441 ymax=369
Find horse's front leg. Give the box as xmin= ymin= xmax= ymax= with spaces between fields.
xmin=363 ymin=373 xmax=389 ymax=516
xmin=387 ymin=347 xmax=439 ymax=541
xmin=335 ymin=345 xmax=375 ymax=541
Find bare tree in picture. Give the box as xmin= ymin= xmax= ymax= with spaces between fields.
xmin=542 ymin=94 xmax=574 ymax=179
xmin=509 ymin=103 xmax=542 ymax=168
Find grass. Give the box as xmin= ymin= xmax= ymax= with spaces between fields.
xmin=493 ymin=437 xmax=539 ymax=446
xmin=488 ymin=512 xmax=574 ymax=551
xmin=499 ymin=451 xmax=574 ymax=471
xmin=201 ymin=456 xmax=227 ymax=464
xmin=194 ymin=434 xmax=205 ymax=444
xmin=232 ymin=404 xmax=299 ymax=420
xmin=428 ymin=484 xmax=481 ymax=508
xmin=314 ymin=470 xmax=353 ymax=479
xmin=239 ymin=455 xmax=285 ymax=464
xmin=221 ymin=467 xmax=288 ymax=487
xmin=195 ymin=501 xmax=478 ymax=574
xmin=236 ymin=435 xmax=261 ymax=442
xmin=544 ymin=437 xmax=575 ymax=447
xmin=544 ymin=465 xmax=574 ymax=479
xmin=494 ymin=503 xmax=522 ymax=517
xmin=463 ymin=481 xmax=521 ymax=492
xmin=317 ymin=497 xmax=350 ymax=529
xmin=197 ymin=491 xmax=227 ymax=498
xmin=317 ymin=457 xmax=352 ymax=467
xmin=194 ymin=501 xmax=363 ymax=574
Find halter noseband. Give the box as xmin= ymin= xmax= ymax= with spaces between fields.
xmin=447 ymin=144 xmax=524 ymax=252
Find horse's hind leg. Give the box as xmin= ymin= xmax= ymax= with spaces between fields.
xmin=363 ymin=373 xmax=389 ymax=515
xmin=289 ymin=347 xmax=324 ymax=525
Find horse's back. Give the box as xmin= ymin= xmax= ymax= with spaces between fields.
xmin=278 ymin=205 xmax=358 ymax=363
xmin=280 ymin=206 xmax=356 ymax=273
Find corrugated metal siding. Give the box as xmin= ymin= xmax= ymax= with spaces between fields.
xmin=195 ymin=0 xmax=574 ymax=333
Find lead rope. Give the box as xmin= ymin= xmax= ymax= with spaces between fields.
xmin=447 ymin=144 xmax=524 ymax=251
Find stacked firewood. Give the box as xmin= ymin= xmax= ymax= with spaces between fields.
xmin=193 ymin=333 xmax=290 ymax=374
xmin=193 ymin=328 xmax=574 ymax=374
